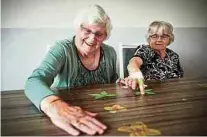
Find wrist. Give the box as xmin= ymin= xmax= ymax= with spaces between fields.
xmin=40 ymin=95 xmax=61 ymax=114
xmin=137 ymin=78 xmax=144 ymax=85
xmin=127 ymin=65 xmax=140 ymax=73
xmin=129 ymin=71 xmax=144 ymax=79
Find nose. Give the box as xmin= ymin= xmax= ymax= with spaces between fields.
xmin=157 ymin=36 xmax=162 ymax=41
xmin=88 ymin=33 xmax=96 ymax=41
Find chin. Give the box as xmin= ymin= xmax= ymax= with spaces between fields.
xmin=158 ymin=48 xmax=166 ymax=51
xmin=155 ymin=45 xmax=166 ymax=49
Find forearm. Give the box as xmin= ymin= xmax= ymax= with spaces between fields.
xmin=127 ymin=57 xmax=143 ymax=73
xmin=25 ymin=77 xmax=56 ymax=111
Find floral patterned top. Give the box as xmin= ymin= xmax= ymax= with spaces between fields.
xmin=73 ymin=49 xmax=108 ymax=87
xmin=133 ymin=45 xmax=184 ymax=80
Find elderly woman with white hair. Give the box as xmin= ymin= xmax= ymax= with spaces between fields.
xmin=25 ymin=4 xmax=117 ymax=136
xmin=121 ymin=21 xmax=184 ymax=94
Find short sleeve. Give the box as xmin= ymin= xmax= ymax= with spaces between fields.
xmin=133 ymin=45 xmax=152 ymax=64
xmin=177 ymin=58 xmax=184 ymax=78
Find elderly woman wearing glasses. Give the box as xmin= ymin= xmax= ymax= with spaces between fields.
xmin=25 ymin=5 xmax=117 ymax=136
xmin=121 ymin=21 xmax=184 ymax=94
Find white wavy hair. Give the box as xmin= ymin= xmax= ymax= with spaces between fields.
xmin=73 ymin=4 xmax=113 ymax=40
xmin=146 ymin=21 xmax=175 ymax=45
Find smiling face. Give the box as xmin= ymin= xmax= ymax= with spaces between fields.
xmin=147 ymin=21 xmax=174 ymax=52
xmin=75 ymin=23 xmax=107 ymax=56
xmin=148 ymin=29 xmax=170 ymax=51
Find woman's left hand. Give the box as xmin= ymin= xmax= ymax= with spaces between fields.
xmin=41 ymin=96 xmax=107 ymax=136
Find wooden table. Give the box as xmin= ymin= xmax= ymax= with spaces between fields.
xmin=2 ymin=77 xmax=207 ymax=136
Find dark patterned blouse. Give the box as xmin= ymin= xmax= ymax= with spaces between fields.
xmin=133 ymin=45 xmax=184 ymax=80
xmin=73 ymin=49 xmax=108 ymax=87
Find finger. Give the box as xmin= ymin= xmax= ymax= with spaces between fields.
xmin=119 ymin=79 xmax=126 ymax=84
xmin=52 ymin=119 xmax=80 ymax=136
xmin=129 ymin=79 xmax=134 ymax=86
xmin=80 ymin=117 xmax=104 ymax=134
xmin=137 ymin=79 xmax=145 ymax=95
xmin=85 ymin=110 xmax=97 ymax=117
xmin=144 ymin=84 xmax=148 ymax=88
xmin=132 ymin=80 xmax=138 ymax=90
xmin=139 ymin=84 xmax=145 ymax=95
xmin=124 ymin=78 xmax=129 ymax=87
xmin=128 ymin=79 xmax=132 ymax=87
xmin=72 ymin=121 xmax=96 ymax=135
xmin=85 ymin=115 xmax=107 ymax=130
xmin=116 ymin=78 xmax=121 ymax=83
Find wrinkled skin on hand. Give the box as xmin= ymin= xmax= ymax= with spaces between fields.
xmin=43 ymin=99 xmax=107 ymax=136
xmin=116 ymin=77 xmax=147 ymax=95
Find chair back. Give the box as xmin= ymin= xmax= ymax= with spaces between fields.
xmin=119 ymin=43 xmax=138 ymax=78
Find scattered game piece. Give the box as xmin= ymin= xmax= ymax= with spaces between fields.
xmin=145 ymin=89 xmax=155 ymax=95
xmin=198 ymin=84 xmax=207 ymax=88
xmin=104 ymin=104 xmax=127 ymax=113
xmin=117 ymin=121 xmax=161 ymax=136
xmin=89 ymin=91 xmax=117 ymax=99
xmin=134 ymin=88 xmax=155 ymax=96
xmin=134 ymin=92 xmax=141 ymax=96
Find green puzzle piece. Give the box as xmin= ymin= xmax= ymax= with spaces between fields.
xmin=134 ymin=89 xmax=155 ymax=96
xmin=89 ymin=91 xmax=117 ymax=99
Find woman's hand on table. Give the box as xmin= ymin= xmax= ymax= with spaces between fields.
xmin=41 ymin=95 xmax=107 ymax=136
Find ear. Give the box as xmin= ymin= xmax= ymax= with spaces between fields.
xmin=147 ymin=38 xmax=151 ymax=44
xmin=167 ymin=39 xmax=172 ymax=46
xmin=102 ymin=34 xmax=108 ymax=41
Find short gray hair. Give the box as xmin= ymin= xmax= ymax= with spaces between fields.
xmin=73 ymin=4 xmax=112 ymax=40
xmin=146 ymin=21 xmax=175 ymax=44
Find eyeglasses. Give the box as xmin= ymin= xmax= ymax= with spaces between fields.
xmin=80 ymin=25 xmax=106 ymax=40
xmin=150 ymin=34 xmax=170 ymax=40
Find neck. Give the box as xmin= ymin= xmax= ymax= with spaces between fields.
xmin=78 ymin=48 xmax=101 ymax=70
xmin=78 ymin=51 xmax=96 ymax=59
xmin=154 ymin=49 xmax=166 ymax=60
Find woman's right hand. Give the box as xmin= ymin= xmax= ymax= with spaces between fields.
xmin=128 ymin=71 xmax=146 ymax=95
xmin=126 ymin=57 xmax=146 ymax=94
xmin=117 ymin=75 xmax=146 ymax=95
xmin=40 ymin=95 xmax=107 ymax=136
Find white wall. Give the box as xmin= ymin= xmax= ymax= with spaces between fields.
xmin=2 ymin=0 xmax=207 ymax=28
xmin=1 ymin=0 xmax=207 ymax=91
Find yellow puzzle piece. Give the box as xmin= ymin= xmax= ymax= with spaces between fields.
xmin=118 ymin=121 xmax=161 ymax=136
xmin=104 ymin=104 xmax=127 ymax=113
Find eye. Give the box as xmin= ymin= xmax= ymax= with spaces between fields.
xmin=162 ymin=34 xmax=169 ymax=39
xmin=150 ymin=34 xmax=158 ymax=39
xmin=95 ymin=32 xmax=104 ymax=37
xmin=84 ymin=28 xmax=91 ymax=34
xmin=81 ymin=26 xmax=91 ymax=34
